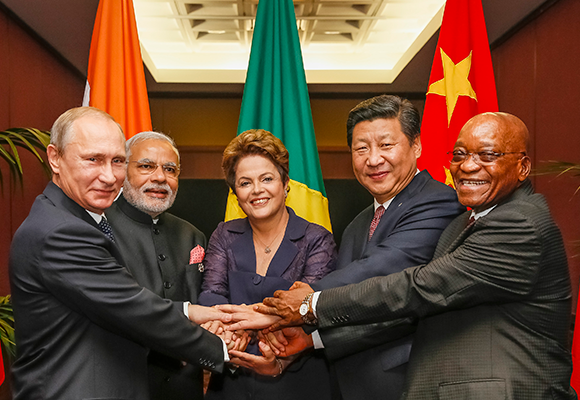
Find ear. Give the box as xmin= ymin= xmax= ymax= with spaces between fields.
xmin=46 ymin=144 xmax=60 ymax=175
xmin=413 ymin=137 xmax=422 ymax=159
xmin=518 ymin=156 xmax=532 ymax=182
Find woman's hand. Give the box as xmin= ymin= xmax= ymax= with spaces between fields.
xmin=216 ymin=303 xmax=282 ymax=331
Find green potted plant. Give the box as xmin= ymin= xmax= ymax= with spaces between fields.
xmin=1 ymin=128 xmax=50 ymax=393
xmin=0 ymin=128 xmax=50 ymax=188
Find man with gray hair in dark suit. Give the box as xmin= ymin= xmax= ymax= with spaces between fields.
xmin=107 ymin=131 xmax=209 ymax=400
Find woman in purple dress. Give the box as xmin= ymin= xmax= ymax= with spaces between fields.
xmin=199 ymin=129 xmax=336 ymax=400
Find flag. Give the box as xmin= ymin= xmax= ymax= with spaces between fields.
xmin=572 ymin=304 xmax=580 ymax=388
xmin=225 ymin=0 xmax=332 ymax=231
xmin=418 ymin=0 xmax=498 ymax=184
xmin=82 ymin=0 xmax=152 ymax=139
xmin=0 ymin=348 xmax=4 ymax=386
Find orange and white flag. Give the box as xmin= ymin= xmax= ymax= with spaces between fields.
xmin=82 ymin=0 xmax=151 ymax=139
xmin=418 ymin=0 xmax=498 ymax=184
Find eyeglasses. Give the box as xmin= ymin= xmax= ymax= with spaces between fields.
xmin=128 ymin=161 xmax=181 ymax=178
xmin=447 ymin=150 xmax=526 ymax=165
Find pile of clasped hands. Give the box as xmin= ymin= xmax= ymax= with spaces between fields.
xmin=195 ymin=282 xmax=315 ymax=376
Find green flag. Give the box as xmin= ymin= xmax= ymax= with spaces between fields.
xmin=225 ymin=0 xmax=331 ymax=231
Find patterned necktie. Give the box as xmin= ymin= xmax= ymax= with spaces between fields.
xmin=467 ymin=216 xmax=476 ymax=228
xmin=368 ymin=205 xmax=385 ymax=241
xmin=98 ymin=218 xmax=116 ymax=242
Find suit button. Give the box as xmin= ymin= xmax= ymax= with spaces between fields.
xmin=164 ymin=281 xmax=173 ymax=289
xmin=252 ymin=276 xmax=263 ymax=285
xmin=158 ymin=254 xmax=166 ymax=261
xmin=153 ymin=228 xmax=160 ymax=235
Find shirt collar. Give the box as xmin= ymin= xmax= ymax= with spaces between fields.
xmin=470 ymin=205 xmax=497 ymax=221
xmin=86 ymin=209 xmax=104 ymax=224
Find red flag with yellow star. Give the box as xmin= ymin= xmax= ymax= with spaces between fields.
xmin=418 ymin=0 xmax=498 ymax=184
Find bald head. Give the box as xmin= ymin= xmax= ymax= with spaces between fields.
xmin=450 ymin=112 xmax=531 ymax=212
xmin=463 ymin=112 xmax=530 ymax=153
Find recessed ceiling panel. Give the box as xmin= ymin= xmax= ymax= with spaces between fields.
xmin=134 ymin=0 xmax=445 ymax=83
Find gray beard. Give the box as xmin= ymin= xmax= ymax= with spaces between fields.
xmin=122 ymin=179 xmax=177 ymax=217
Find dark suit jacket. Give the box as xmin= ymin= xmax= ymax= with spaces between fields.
xmin=312 ymin=170 xmax=464 ymax=400
xmin=106 ymin=195 xmax=207 ymax=400
xmin=9 ymin=182 xmax=224 ymax=400
xmin=317 ymin=180 xmax=575 ymax=400
xmin=199 ymin=208 xmax=337 ymax=400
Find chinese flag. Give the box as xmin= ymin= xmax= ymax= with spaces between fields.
xmin=418 ymin=0 xmax=498 ymax=184
xmin=82 ymin=0 xmax=152 ymax=139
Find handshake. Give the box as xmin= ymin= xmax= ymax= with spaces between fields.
xmin=188 ymin=282 xmax=316 ymax=376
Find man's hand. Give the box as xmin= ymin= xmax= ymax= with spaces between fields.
xmin=229 ymin=341 xmax=282 ymax=376
xmin=200 ymin=319 xmax=251 ymax=352
xmin=188 ymin=304 xmax=232 ymax=325
xmin=216 ymin=303 xmax=282 ymax=331
xmin=260 ymin=327 xmax=313 ymax=358
xmin=258 ymin=281 xmax=315 ymax=330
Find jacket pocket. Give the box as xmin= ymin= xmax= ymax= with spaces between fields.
xmin=438 ymin=379 xmax=506 ymax=400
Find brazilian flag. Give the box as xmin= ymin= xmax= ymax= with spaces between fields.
xmin=224 ymin=0 xmax=332 ymax=231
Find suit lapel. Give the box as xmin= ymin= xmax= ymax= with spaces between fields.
xmin=366 ymin=171 xmax=431 ymax=247
xmin=229 ymin=219 xmax=257 ymax=273
xmin=437 ymin=213 xmax=474 ymax=255
xmin=267 ymin=209 xmax=303 ymax=277
xmin=43 ymin=181 xmax=125 ymax=262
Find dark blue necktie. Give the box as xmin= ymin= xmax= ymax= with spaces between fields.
xmin=98 ymin=218 xmax=116 ymax=242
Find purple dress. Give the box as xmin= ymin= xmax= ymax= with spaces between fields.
xmin=199 ymin=207 xmax=337 ymax=400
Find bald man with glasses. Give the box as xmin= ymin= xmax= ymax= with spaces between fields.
xmin=107 ymin=131 xmax=209 ymax=400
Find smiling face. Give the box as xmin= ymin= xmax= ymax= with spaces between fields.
xmin=451 ymin=113 xmax=531 ymax=212
xmin=47 ymin=115 xmax=126 ymax=214
xmin=234 ymin=154 xmax=288 ymax=223
xmin=351 ymin=118 xmax=421 ymax=203
xmin=122 ymin=139 xmax=179 ymax=217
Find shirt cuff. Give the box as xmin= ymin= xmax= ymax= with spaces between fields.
xmin=221 ymin=338 xmax=230 ymax=362
xmin=311 ymin=291 xmax=321 ymax=318
xmin=183 ymin=302 xmax=229 ymax=362
xmin=311 ymin=330 xmax=324 ymax=349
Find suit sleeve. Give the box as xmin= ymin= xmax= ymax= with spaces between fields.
xmin=40 ymin=220 xmax=225 ymax=372
xmin=316 ymin=206 xmax=543 ymax=330
xmin=313 ymin=188 xmax=463 ymax=290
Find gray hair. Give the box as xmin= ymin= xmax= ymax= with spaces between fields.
xmin=50 ymin=107 xmax=122 ymax=153
xmin=126 ymin=131 xmax=180 ymax=163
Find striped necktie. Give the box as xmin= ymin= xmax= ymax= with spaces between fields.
xmin=368 ymin=205 xmax=385 ymax=241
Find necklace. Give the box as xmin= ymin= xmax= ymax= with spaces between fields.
xmin=254 ymin=229 xmax=284 ymax=254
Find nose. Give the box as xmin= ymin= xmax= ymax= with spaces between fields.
xmin=459 ymin=154 xmax=481 ymax=173
xmin=150 ymin=164 xmax=167 ymax=182
xmin=367 ymin=147 xmax=384 ymax=167
xmin=252 ymin=180 xmax=264 ymax=194
xmin=100 ymin=162 xmax=118 ymax=185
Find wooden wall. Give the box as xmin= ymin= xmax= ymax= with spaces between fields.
xmin=0 ymin=6 xmax=85 ymax=296
xmin=492 ymin=0 xmax=580 ymax=305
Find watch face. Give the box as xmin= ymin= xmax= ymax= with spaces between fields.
xmin=299 ymin=303 xmax=308 ymax=316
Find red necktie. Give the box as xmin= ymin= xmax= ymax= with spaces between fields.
xmin=368 ymin=205 xmax=385 ymax=241
xmin=467 ymin=216 xmax=476 ymax=228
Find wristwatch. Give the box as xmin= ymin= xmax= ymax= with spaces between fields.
xmin=299 ymin=293 xmax=318 ymax=325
